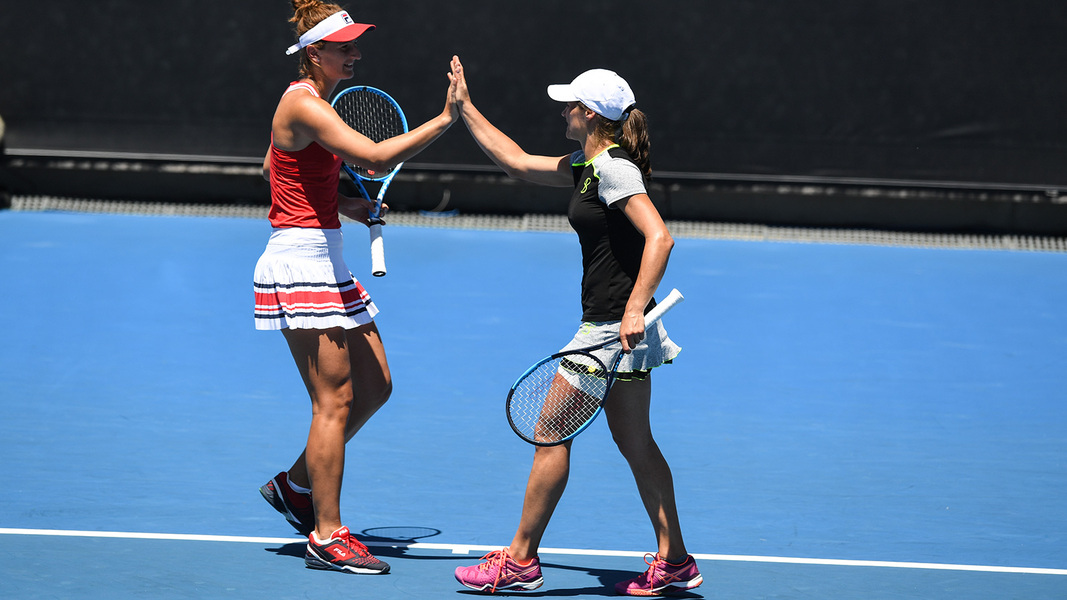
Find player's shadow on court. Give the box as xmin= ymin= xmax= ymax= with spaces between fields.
xmin=456 ymin=561 xmax=704 ymax=598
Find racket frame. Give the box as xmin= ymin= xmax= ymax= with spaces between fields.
xmin=330 ymin=85 xmax=408 ymax=277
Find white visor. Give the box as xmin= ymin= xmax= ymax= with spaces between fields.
xmin=285 ymin=11 xmax=374 ymax=56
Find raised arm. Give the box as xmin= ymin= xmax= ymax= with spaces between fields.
xmin=277 ymin=69 xmax=457 ymax=175
xmin=317 ymin=78 xmax=456 ymax=173
xmin=450 ymin=56 xmax=571 ymax=187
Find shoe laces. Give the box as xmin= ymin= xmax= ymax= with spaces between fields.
xmin=641 ymin=552 xmax=666 ymax=582
xmin=476 ymin=549 xmax=512 ymax=593
xmin=640 ymin=552 xmax=692 ymax=587
xmin=334 ymin=528 xmax=373 ymax=558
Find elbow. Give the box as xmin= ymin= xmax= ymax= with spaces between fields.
xmin=358 ymin=153 xmax=393 ymax=174
xmin=341 ymin=146 xmax=395 ymax=175
xmin=367 ymin=149 xmax=399 ymax=173
xmin=368 ymin=160 xmax=393 ymax=174
xmin=655 ymin=229 xmax=674 ymax=254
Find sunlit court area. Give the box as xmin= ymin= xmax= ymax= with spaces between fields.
xmin=2 ymin=2 xmax=1065 ymax=599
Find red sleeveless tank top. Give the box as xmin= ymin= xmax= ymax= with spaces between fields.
xmin=268 ymin=82 xmax=343 ymax=229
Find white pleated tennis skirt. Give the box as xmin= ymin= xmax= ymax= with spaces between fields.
xmin=253 ymin=228 xmax=378 ymax=331
xmin=560 ymin=319 xmax=681 ymax=380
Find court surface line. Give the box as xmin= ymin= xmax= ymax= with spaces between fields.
xmin=2 ymin=527 xmax=1064 ymax=576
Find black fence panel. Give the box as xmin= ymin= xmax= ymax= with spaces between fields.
xmin=2 ymin=1 xmax=1066 ymax=187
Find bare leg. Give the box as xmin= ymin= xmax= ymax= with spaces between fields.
xmin=603 ymin=377 xmax=689 ymax=561
xmin=507 ymin=441 xmax=572 ymax=563
xmin=286 ymin=323 xmax=392 ymax=489
xmin=282 ymin=323 xmax=391 ymax=539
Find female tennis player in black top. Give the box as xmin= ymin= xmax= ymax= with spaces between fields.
xmin=449 ymin=57 xmax=702 ymax=596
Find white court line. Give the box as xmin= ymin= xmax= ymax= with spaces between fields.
xmin=1 ymin=527 xmax=1064 ymax=576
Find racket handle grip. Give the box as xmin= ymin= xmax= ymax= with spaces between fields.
xmin=644 ymin=288 xmax=684 ymax=325
xmin=369 ymin=223 xmax=386 ymax=277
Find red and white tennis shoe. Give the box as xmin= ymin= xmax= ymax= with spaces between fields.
xmin=305 ymin=526 xmax=390 ymax=574
xmin=259 ymin=471 xmax=315 ymax=536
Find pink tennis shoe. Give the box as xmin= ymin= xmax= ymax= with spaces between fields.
xmin=614 ymin=553 xmax=703 ymax=596
xmin=454 ymin=548 xmax=544 ymax=593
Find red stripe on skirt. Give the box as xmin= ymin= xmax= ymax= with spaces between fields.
xmin=255 ymin=285 xmax=368 ymax=313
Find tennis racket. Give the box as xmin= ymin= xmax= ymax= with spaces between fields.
xmin=331 ymin=86 xmax=408 ymax=277
xmin=506 ymin=288 xmax=685 ymax=446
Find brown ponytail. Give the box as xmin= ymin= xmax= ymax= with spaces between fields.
xmin=618 ymin=108 xmax=651 ymax=182
xmin=289 ymin=0 xmax=345 ymax=78
xmin=592 ymin=108 xmax=652 ymax=182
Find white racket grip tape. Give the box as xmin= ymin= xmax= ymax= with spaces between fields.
xmin=644 ymin=288 xmax=684 ymax=325
xmin=369 ymin=223 xmax=386 ymax=277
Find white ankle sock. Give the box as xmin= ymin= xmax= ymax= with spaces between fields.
xmin=286 ymin=475 xmax=311 ymax=495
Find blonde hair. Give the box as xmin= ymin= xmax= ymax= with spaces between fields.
xmin=289 ymin=0 xmax=346 ymax=78
xmin=592 ymin=108 xmax=651 ymax=182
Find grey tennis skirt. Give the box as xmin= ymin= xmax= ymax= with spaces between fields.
xmin=559 ymin=319 xmax=681 ymax=380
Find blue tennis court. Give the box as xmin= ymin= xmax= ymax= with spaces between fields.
xmin=1 ymin=207 xmax=1065 ymax=599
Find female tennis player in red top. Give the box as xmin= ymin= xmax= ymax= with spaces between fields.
xmin=253 ymin=0 xmax=456 ymax=575
xmin=448 ymin=57 xmax=702 ymax=596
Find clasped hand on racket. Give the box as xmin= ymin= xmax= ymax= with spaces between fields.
xmin=338 ymin=194 xmax=389 ymax=227
xmin=619 ymin=309 xmax=648 ymax=352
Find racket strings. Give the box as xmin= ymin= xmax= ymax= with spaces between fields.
xmin=333 ymin=90 xmax=406 ymax=179
xmin=508 ymin=352 xmax=611 ymax=444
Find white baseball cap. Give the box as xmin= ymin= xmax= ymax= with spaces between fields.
xmin=547 ymin=69 xmax=636 ymax=122
xmin=286 ymin=11 xmax=374 ymax=55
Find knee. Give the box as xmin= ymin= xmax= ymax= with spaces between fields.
xmin=531 ymin=441 xmax=573 ymax=467
xmin=374 ymin=377 xmax=393 ymax=409
xmin=611 ymin=431 xmax=658 ymax=463
xmin=360 ymin=373 xmax=392 ymax=412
